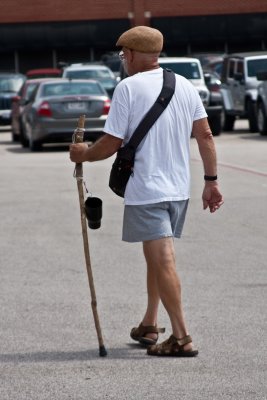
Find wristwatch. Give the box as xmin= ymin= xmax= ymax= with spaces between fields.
xmin=204 ymin=175 xmax=217 ymax=181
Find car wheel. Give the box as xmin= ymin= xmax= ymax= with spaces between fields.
xmin=20 ymin=124 xmax=29 ymax=147
xmin=222 ymin=111 xmax=235 ymax=131
xmin=208 ymin=114 xmax=221 ymax=136
xmin=247 ymin=100 xmax=258 ymax=133
xmin=27 ymin=123 xmax=42 ymax=151
xmin=11 ymin=123 xmax=19 ymax=142
xmin=257 ymin=102 xmax=267 ymax=135
xmin=11 ymin=127 xmax=19 ymax=142
xmin=29 ymin=136 xmax=42 ymax=152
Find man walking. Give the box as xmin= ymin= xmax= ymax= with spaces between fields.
xmin=70 ymin=26 xmax=223 ymax=357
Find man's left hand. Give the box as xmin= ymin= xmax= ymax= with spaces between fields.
xmin=202 ymin=182 xmax=224 ymax=213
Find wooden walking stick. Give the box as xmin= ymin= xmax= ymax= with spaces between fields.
xmin=72 ymin=115 xmax=107 ymax=357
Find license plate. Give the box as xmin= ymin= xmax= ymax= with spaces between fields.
xmin=67 ymin=102 xmax=87 ymax=110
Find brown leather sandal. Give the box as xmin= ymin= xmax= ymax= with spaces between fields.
xmin=130 ymin=323 xmax=165 ymax=346
xmin=147 ymin=334 xmax=198 ymax=357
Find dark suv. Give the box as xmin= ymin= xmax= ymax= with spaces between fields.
xmin=0 ymin=73 xmax=26 ymax=125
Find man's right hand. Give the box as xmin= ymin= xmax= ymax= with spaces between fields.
xmin=69 ymin=134 xmax=123 ymax=163
xmin=69 ymin=143 xmax=90 ymax=163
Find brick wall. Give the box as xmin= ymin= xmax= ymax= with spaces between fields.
xmin=146 ymin=0 xmax=267 ymax=17
xmin=0 ymin=0 xmax=130 ymax=23
xmin=1 ymin=0 xmax=267 ymax=24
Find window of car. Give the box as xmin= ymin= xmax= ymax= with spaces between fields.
xmin=228 ymin=60 xmax=235 ymax=78
xmin=65 ymin=68 xmax=113 ymax=80
xmin=247 ymin=58 xmax=267 ymax=77
xmin=236 ymin=60 xmax=244 ymax=75
xmin=40 ymin=82 xmax=106 ymax=97
xmin=24 ymin=82 xmax=39 ymax=100
xmin=159 ymin=62 xmax=201 ymax=79
xmin=27 ymin=85 xmax=39 ymax=103
xmin=0 ymin=76 xmax=25 ymax=92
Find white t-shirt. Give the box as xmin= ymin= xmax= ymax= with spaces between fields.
xmin=104 ymin=67 xmax=207 ymax=205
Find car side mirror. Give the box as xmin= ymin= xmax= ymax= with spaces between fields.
xmin=256 ymin=71 xmax=267 ymax=81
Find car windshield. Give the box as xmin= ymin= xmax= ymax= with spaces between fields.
xmin=65 ymin=69 xmax=113 ymax=80
xmin=159 ymin=62 xmax=201 ymax=79
xmin=247 ymin=59 xmax=267 ymax=77
xmin=41 ymin=82 xmax=105 ymax=97
xmin=0 ymin=76 xmax=24 ymax=92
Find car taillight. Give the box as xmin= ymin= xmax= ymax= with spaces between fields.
xmin=211 ymin=85 xmax=220 ymax=92
xmin=102 ymin=99 xmax=111 ymax=115
xmin=37 ymin=101 xmax=52 ymax=117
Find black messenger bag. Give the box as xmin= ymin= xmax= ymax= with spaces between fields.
xmin=109 ymin=69 xmax=176 ymax=198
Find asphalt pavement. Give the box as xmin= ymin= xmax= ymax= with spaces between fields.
xmin=0 ymin=121 xmax=266 ymax=400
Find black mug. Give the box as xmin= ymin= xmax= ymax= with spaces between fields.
xmin=84 ymin=197 xmax=102 ymax=229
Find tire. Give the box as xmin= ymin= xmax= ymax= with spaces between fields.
xmin=222 ymin=112 xmax=235 ymax=131
xmin=11 ymin=129 xmax=20 ymax=142
xmin=247 ymin=100 xmax=258 ymax=133
xmin=29 ymin=136 xmax=42 ymax=151
xmin=20 ymin=124 xmax=29 ymax=147
xmin=208 ymin=114 xmax=221 ymax=136
xmin=257 ymin=102 xmax=267 ymax=135
xmin=27 ymin=123 xmax=42 ymax=151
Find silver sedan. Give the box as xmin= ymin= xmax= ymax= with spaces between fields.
xmin=21 ymin=79 xmax=111 ymax=151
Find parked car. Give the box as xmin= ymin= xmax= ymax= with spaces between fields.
xmin=11 ymin=78 xmax=58 ymax=142
xmin=0 ymin=72 xmax=26 ymax=125
xmin=100 ymin=52 xmax=121 ymax=78
xmin=62 ymin=64 xmax=118 ymax=97
xmin=205 ymin=60 xmax=223 ymax=78
xmin=191 ymin=53 xmax=224 ymax=69
xmin=220 ymin=52 xmax=267 ymax=132
xmin=20 ymin=79 xmax=111 ymax=151
xmin=256 ymin=71 xmax=267 ymax=135
xmin=26 ymin=68 xmax=62 ymax=79
xmin=158 ymin=57 xmax=222 ymax=135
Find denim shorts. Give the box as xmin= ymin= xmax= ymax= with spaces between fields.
xmin=122 ymin=200 xmax=189 ymax=242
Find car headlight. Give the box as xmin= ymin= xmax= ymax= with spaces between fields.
xmin=198 ymin=90 xmax=209 ymax=104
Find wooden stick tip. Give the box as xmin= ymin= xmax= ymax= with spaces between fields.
xmin=78 ymin=115 xmax=86 ymax=129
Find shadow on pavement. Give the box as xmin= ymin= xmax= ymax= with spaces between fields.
xmin=6 ymin=145 xmax=70 ymax=154
xmin=0 ymin=345 xmax=148 ymax=363
xmin=240 ymin=134 xmax=267 ymax=141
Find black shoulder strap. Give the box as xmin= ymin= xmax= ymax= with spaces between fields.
xmin=126 ymin=69 xmax=176 ymax=150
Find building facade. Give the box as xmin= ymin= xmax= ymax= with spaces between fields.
xmin=0 ymin=0 xmax=267 ymax=73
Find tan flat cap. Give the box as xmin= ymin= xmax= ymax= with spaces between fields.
xmin=116 ymin=26 xmax=163 ymax=53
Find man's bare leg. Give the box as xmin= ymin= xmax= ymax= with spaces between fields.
xmin=143 ymin=237 xmax=193 ymax=351
xmin=141 ymin=246 xmax=161 ymax=341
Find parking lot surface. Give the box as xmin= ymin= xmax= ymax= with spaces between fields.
xmin=0 ymin=121 xmax=266 ymax=399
